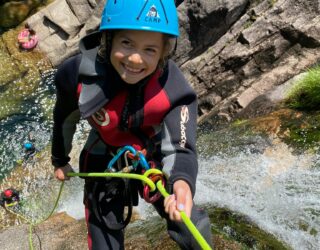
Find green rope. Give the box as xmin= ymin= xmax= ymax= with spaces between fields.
xmin=6 ymin=170 xmax=212 ymax=249
xmin=5 ymin=181 xmax=65 ymax=250
xmin=156 ymin=181 xmax=212 ymax=250
xmin=68 ymin=172 xmax=156 ymax=191
xmin=68 ymin=170 xmax=212 ymax=250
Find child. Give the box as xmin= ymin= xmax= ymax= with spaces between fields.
xmin=51 ymin=0 xmax=213 ymax=249
xmin=22 ymin=132 xmax=37 ymax=162
xmin=23 ymin=142 xmax=36 ymax=162
xmin=0 ymin=188 xmax=20 ymax=208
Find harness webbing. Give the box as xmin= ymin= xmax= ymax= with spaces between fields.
xmin=4 ymin=146 xmax=212 ymax=250
xmin=68 ymin=169 xmax=212 ymax=250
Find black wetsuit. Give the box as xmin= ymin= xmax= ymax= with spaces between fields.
xmin=51 ymin=32 xmax=212 ymax=250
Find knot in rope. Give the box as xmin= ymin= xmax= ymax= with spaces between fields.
xmin=142 ymin=169 xmax=167 ymax=203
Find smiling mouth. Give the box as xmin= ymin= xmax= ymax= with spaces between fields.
xmin=123 ymin=63 xmax=144 ymax=74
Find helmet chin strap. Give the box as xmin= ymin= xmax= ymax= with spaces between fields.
xmin=173 ymin=37 xmax=178 ymax=54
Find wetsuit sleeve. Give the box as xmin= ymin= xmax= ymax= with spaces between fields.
xmin=51 ymin=55 xmax=82 ymax=167
xmin=160 ymin=62 xmax=198 ymax=196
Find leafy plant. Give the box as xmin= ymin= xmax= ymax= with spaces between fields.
xmin=285 ymin=65 xmax=320 ymax=110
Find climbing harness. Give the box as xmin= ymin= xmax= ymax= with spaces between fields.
xmin=69 ymin=145 xmax=212 ymax=250
xmin=4 ymin=145 xmax=212 ymax=250
xmin=104 ymin=146 xmax=167 ymax=204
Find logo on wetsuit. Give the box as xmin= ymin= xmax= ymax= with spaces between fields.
xmin=92 ymin=108 xmax=110 ymax=126
xmin=179 ymin=105 xmax=189 ymax=148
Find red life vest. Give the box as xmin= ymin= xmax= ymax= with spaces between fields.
xmin=78 ymin=71 xmax=170 ymax=149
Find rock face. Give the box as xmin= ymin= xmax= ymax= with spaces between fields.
xmin=1 ymin=1 xmax=319 ymax=248
xmin=180 ymin=0 xmax=320 ymax=128
xmin=0 ymin=212 xmax=88 ymax=250
xmin=9 ymin=0 xmax=316 ymax=125
xmin=0 ymin=0 xmax=51 ymax=29
xmin=27 ymin=0 xmax=106 ymax=66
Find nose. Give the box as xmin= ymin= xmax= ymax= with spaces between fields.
xmin=128 ymin=53 xmax=143 ymax=64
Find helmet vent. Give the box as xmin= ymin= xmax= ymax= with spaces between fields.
xmin=159 ymin=0 xmax=169 ymax=24
xmin=136 ymin=0 xmax=149 ymax=20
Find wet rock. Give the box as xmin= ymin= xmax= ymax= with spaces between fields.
xmin=0 ymin=26 xmax=52 ymax=119
xmin=0 ymin=0 xmax=52 ymax=29
xmin=11 ymin=0 xmax=320 ymax=127
xmin=180 ymin=0 xmax=320 ymax=126
xmin=27 ymin=0 xmax=105 ymax=66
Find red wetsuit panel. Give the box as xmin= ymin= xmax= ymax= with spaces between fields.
xmin=143 ymin=72 xmax=170 ymax=127
xmin=89 ymin=72 xmax=170 ymax=148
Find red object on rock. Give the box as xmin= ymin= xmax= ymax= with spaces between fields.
xmin=3 ymin=189 xmax=13 ymax=198
xmin=18 ymin=28 xmax=38 ymax=50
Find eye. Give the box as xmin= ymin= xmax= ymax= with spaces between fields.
xmin=145 ymin=47 xmax=157 ymax=55
xmin=121 ymin=39 xmax=132 ymax=48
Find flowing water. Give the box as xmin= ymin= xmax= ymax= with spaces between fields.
xmin=0 ymin=69 xmax=56 ymax=180
xmin=0 ymin=49 xmax=319 ymax=250
xmin=196 ymin=142 xmax=320 ymax=249
xmin=56 ymin=131 xmax=320 ymax=249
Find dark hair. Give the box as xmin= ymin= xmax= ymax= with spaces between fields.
xmin=97 ymin=31 xmax=112 ymax=63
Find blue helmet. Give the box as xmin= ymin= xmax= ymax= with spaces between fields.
xmin=24 ymin=142 xmax=33 ymax=150
xmin=100 ymin=0 xmax=179 ymax=37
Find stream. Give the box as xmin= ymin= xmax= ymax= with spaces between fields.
xmin=0 ymin=46 xmax=319 ymax=250
xmin=56 ymin=135 xmax=320 ymax=249
xmin=196 ymin=139 xmax=320 ymax=249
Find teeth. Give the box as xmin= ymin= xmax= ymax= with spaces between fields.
xmin=124 ymin=64 xmax=142 ymax=73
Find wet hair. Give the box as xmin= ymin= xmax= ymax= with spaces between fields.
xmin=97 ymin=30 xmax=176 ymax=71
xmin=97 ymin=31 xmax=112 ymax=63
xmin=159 ymin=35 xmax=177 ymax=70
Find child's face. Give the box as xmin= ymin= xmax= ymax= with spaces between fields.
xmin=110 ymin=29 xmax=164 ymax=84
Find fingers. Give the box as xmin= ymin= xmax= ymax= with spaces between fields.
xmin=174 ymin=180 xmax=193 ymax=217
xmin=164 ymin=180 xmax=193 ymax=222
xmin=54 ymin=168 xmax=66 ymax=181
xmin=54 ymin=164 xmax=74 ymax=181
xmin=164 ymin=194 xmax=181 ymax=221
xmin=64 ymin=164 xmax=75 ymax=180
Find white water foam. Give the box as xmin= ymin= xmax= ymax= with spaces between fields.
xmin=195 ymin=141 xmax=320 ymax=250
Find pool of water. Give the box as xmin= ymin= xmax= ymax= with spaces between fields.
xmin=0 ymin=69 xmax=56 ymax=180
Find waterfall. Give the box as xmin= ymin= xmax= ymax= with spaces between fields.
xmin=0 ymin=66 xmax=319 ymax=250
xmin=195 ymin=137 xmax=320 ymax=249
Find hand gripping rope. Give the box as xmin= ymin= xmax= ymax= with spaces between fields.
xmin=4 ymin=146 xmax=212 ymax=250
xmin=68 ymin=145 xmax=212 ymax=249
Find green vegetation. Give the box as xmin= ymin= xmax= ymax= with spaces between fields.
xmin=280 ymin=111 xmax=320 ymax=152
xmin=285 ymin=65 xmax=320 ymax=110
xmin=279 ymin=65 xmax=320 ymax=150
xmin=268 ymin=0 xmax=278 ymax=7
xmin=208 ymin=207 xmax=292 ymax=250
